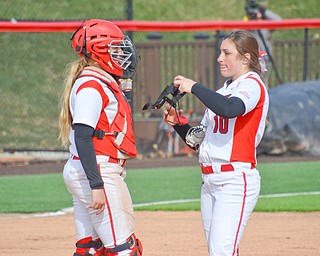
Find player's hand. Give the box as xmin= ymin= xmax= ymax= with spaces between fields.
xmin=89 ymin=189 xmax=106 ymax=215
xmin=163 ymin=104 xmax=187 ymax=126
xmin=173 ymin=75 xmax=197 ymax=94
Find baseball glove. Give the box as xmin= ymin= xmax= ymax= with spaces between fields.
xmin=185 ymin=125 xmax=206 ymax=149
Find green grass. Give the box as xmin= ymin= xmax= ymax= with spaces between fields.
xmin=1 ymin=1 xmax=320 ymax=150
xmin=258 ymin=161 xmax=320 ymax=194
xmin=0 ymin=173 xmax=72 ymax=213
xmin=0 ymin=161 xmax=319 ymax=213
xmin=1 ymin=0 xmax=320 ymax=21
xmin=255 ymin=195 xmax=320 ymax=212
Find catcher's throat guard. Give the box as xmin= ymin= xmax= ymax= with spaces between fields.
xmin=142 ymin=83 xmax=186 ymax=110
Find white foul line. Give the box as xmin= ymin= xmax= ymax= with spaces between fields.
xmin=2 ymin=191 xmax=319 ymax=219
xmin=133 ymin=191 xmax=320 ymax=208
xmin=258 ymin=191 xmax=320 ymax=198
xmin=133 ymin=199 xmax=200 ymax=208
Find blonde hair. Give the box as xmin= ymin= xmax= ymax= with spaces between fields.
xmin=58 ymin=57 xmax=88 ymax=147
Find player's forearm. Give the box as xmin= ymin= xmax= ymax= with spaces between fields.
xmin=191 ymin=83 xmax=245 ymax=118
xmin=74 ymin=123 xmax=104 ymax=189
xmin=173 ymin=123 xmax=197 ymax=151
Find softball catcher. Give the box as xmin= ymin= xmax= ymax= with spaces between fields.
xmin=59 ymin=19 xmax=142 ymax=256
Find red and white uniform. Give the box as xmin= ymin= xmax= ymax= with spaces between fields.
xmin=69 ymin=67 xmax=136 ymax=159
xmin=63 ymin=66 xmax=136 ymax=254
xmin=199 ymin=72 xmax=269 ymax=256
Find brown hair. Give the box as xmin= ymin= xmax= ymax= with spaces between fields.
xmin=224 ymin=30 xmax=261 ymax=76
xmin=58 ymin=57 xmax=88 ymax=147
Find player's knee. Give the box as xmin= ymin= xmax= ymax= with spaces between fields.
xmin=73 ymin=237 xmax=105 ymax=256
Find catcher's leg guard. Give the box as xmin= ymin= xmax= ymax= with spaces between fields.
xmin=73 ymin=237 xmax=105 ymax=256
xmin=105 ymin=233 xmax=143 ymax=256
xmin=130 ymin=235 xmax=143 ymax=256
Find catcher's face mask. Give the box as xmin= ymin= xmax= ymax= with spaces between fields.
xmin=121 ymin=36 xmax=139 ymax=79
xmin=108 ymin=37 xmax=133 ymax=71
xmin=142 ymin=83 xmax=187 ymax=125
xmin=142 ymin=83 xmax=186 ymax=111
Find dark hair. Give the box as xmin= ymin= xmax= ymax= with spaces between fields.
xmin=224 ymin=30 xmax=261 ymax=75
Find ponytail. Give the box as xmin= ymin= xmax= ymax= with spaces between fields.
xmin=58 ymin=58 xmax=88 ymax=147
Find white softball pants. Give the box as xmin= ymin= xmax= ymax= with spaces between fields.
xmin=63 ymin=158 xmax=136 ymax=255
xmin=201 ymin=169 xmax=261 ymax=256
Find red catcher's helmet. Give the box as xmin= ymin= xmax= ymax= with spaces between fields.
xmin=71 ymin=19 xmax=133 ymax=77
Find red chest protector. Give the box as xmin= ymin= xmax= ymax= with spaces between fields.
xmin=77 ymin=67 xmax=137 ymax=158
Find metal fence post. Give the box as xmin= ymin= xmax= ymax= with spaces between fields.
xmin=303 ymin=28 xmax=309 ymax=81
xmin=214 ymin=31 xmax=221 ymax=88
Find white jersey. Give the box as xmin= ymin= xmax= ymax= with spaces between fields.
xmin=199 ymin=72 xmax=269 ymax=166
xmin=68 ymin=68 xmax=119 ymax=157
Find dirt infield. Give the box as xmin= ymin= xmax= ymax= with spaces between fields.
xmin=1 ymin=211 xmax=320 ymax=255
xmin=1 ymin=155 xmax=320 ymax=255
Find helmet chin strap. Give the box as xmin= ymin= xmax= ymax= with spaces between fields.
xmin=111 ymin=74 xmax=120 ymax=81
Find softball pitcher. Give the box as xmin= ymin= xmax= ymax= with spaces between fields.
xmin=59 ymin=19 xmax=142 ymax=256
xmin=164 ymin=30 xmax=269 ymax=256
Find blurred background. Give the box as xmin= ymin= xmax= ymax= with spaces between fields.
xmin=1 ymin=0 xmax=319 ymax=158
